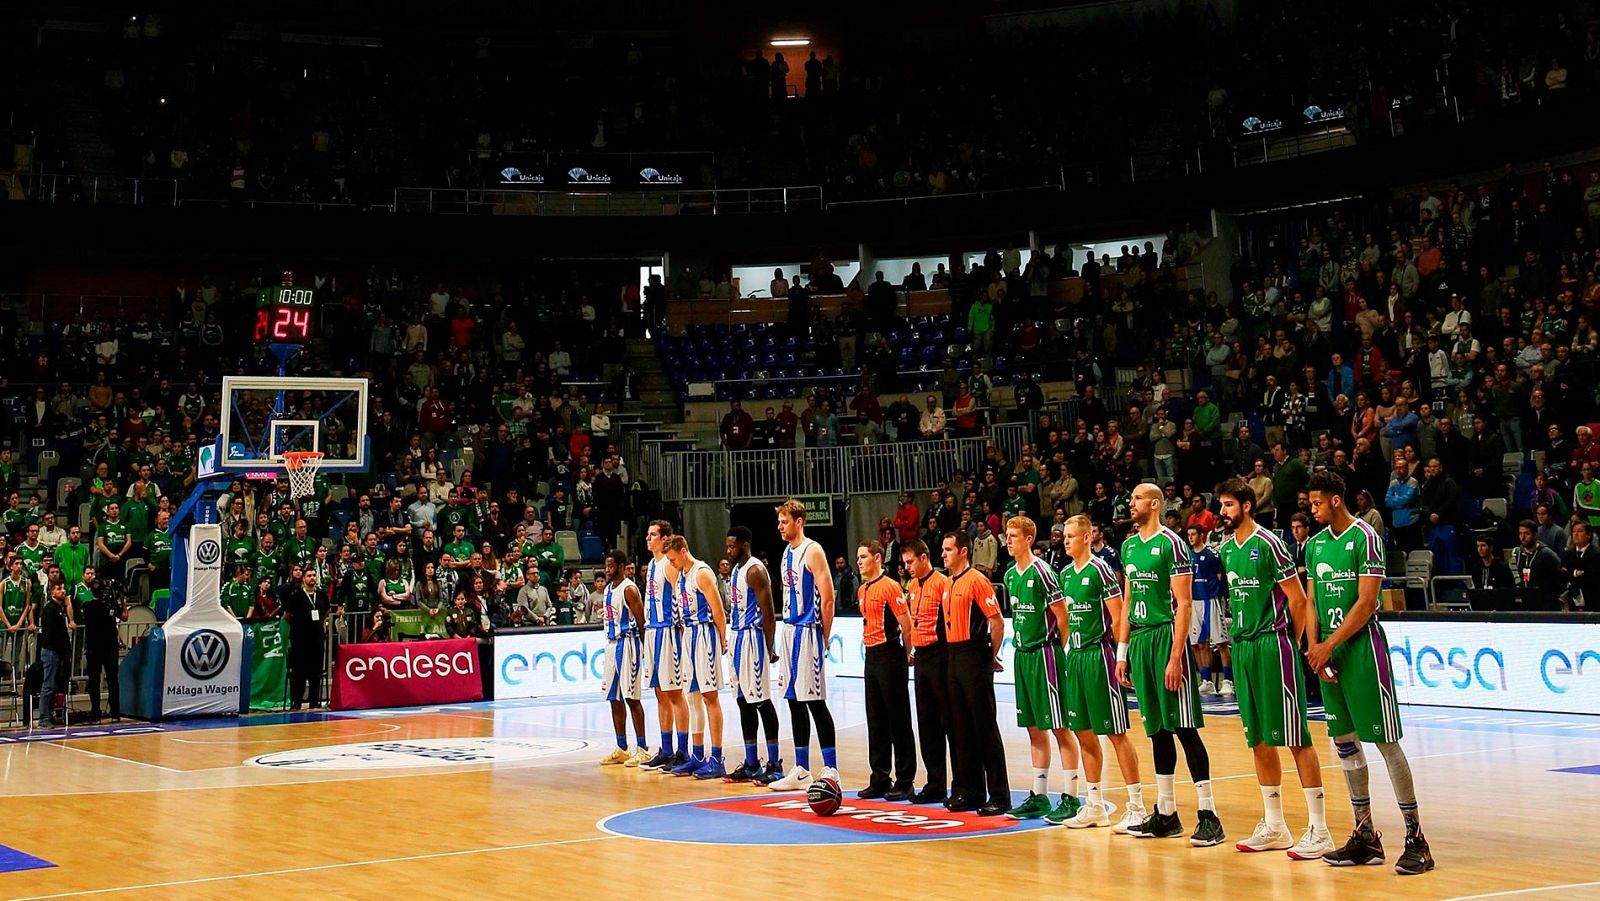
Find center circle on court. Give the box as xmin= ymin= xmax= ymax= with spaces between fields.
xmin=598 ymin=791 xmax=1054 ymax=845
xmin=246 ymin=736 xmax=592 ymax=769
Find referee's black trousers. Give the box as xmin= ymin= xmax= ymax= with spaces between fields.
xmin=912 ymin=642 xmax=951 ymax=794
xmin=864 ymin=643 xmax=916 ymax=789
xmin=946 ymin=640 xmax=1010 ymax=806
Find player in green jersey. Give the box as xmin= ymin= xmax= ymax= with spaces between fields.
xmin=1215 ymin=478 xmax=1332 ymax=860
xmin=1055 ymin=515 xmax=1146 ymax=832
xmin=1117 ymin=484 xmax=1224 ymax=846
xmin=1306 ymin=471 xmax=1434 ymax=875
xmin=1000 ymin=515 xmax=1084 ymax=825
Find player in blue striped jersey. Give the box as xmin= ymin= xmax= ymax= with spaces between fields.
xmin=597 ymin=549 xmax=649 ymax=767
xmin=640 ymin=520 xmax=690 ymax=772
xmin=768 ymin=498 xmax=839 ymax=792
xmin=664 ymin=535 xmax=729 ymax=779
xmin=723 ymin=527 xmax=784 ymax=784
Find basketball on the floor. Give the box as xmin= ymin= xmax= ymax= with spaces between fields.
xmin=807 ymin=777 xmax=843 ymax=817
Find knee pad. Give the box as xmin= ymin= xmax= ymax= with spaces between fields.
xmin=1332 ymin=737 xmax=1366 ymax=770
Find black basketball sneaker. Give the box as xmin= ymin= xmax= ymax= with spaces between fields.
xmin=724 ymin=761 xmax=763 ymax=783
xmin=1394 ymin=832 xmax=1435 ymax=876
xmin=1323 ymin=824 xmax=1385 ymax=867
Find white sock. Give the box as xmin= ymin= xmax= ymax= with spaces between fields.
xmin=1087 ymin=782 xmax=1103 ymax=809
xmin=1261 ymin=784 xmax=1285 ymax=827
xmin=1126 ymin=782 xmax=1145 ymax=811
xmin=1033 ymin=767 xmax=1049 ymax=796
xmin=1305 ymin=786 xmax=1327 ymax=830
xmin=1156 ymin=774 xmax=1177 ymax=815
xmin=1195 ymin=780 xmax=1215 ymax=812
xmin=1063 ymin=770 xmax=1081 ymax=800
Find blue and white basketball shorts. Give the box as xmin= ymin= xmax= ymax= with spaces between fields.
xmin=684 ymin=622 xmax=724 ymax=693
xmin=643 ymin=625 xmax=685 ymax=691
xmin=731 ymin=627 xmax=769 ymax=703
xmin=602 ymin=635 xmax=642 ymax=702
xmin=776 ymin=621 xmax=826 ymax=702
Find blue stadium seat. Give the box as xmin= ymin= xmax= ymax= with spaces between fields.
xmin=579 ymin=532 xmax=605 ymax=563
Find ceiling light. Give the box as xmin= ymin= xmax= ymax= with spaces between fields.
xmin=770 ymin=38 xmax=811 ymax=47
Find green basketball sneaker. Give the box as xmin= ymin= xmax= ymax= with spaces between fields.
xmin=1043 ymin=792 xmax=1085 ymax=825
xmin=1005 ymin=792 xmax=1053 ymax=820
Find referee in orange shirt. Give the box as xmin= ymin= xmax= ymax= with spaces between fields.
xmin=857 ymin=540 xmax=917 ymax=800
xmin=942 ymin=530 xmax=1010 ymax=816
xmin=902 ymin=538 xmax=952 ymax=804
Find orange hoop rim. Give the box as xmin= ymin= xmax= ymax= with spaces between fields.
xmin=281 ymin=451 xmax=326 ymax=471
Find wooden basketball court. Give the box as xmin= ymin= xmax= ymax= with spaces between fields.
xmin=3 ymin=683 xmax=1598 ymax=900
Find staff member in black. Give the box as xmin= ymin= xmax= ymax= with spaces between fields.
xmin=1561 ymin=521 xmax=1599 ymax=610
xmin=940 ymin=530 xmax=1010 ymax=817
xmin=1471 ymin=536 xmax=1514 ymax=590
xmin=284 ymin=567 xmax=329 ymax=709
xmin=35 ymin=584 xmax=73 ymax=728
xmin=856 ymin=540 xmax=917 ymax=800
xmin=79 ymin=568 xmax=125 ymax=722
xmin=901 ymin=539 xmax=953 ymax=804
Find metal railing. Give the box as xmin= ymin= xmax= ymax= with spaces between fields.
xmin=662 ymin=432 xmax=1027 ymax=504
xmin=393 ymin=185 xmax=823 ymax=216
xmin=5 ymin=171 xmax=178 ymax=205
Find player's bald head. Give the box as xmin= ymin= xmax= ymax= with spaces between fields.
xmin=1132 ymin=483 xmax=1163 ymax=502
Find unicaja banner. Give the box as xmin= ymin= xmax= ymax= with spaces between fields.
xmin=160 ymin=523 xmax=248 ymax=716
xmin=331 ymin=639 xmax=484 ymax=711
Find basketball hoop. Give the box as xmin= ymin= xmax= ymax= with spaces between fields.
xmin=281 ymin=451 xmax=325 ymax=500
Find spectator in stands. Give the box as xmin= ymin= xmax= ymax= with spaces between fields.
xmin=720 ymin=401 xmax=754 ymax=451
xmin=1511 ymin=519 xmax=1565 ymax=611
xmin=951 ymin=385 xmax=979 ymax=437
xmin=1561 ymin=521 xmax=1596 ymax=610
xmin=1535 ymin=505 xmax=1569 ymax=555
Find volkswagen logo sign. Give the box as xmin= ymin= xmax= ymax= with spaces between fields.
xmin=196 ymin=539 xmax=221 ymax=566
xmin=180 ymin=629 xmax=231 ymax=681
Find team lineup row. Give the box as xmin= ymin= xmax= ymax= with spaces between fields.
xmin=591 ymin=482 xmax=1434 ymax=876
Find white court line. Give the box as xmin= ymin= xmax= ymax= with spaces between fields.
xmin=43 ymin=742 xmax=184 ymax=773
xmin=8 ymin=835 xmax=623 ymax=900
xmin=1437 ymin=881 xmax=1600 ymax=900
xmin=170 ymin=722 xmax=403 ymax=745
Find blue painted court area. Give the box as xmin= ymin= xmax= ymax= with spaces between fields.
xmin=1553 ymin=764 xmax=1600 ymax=776
xmin=600 ymin=789 xmax=1055 ymax=846
xmin=0 ymin=844 xmax=55 ymax=874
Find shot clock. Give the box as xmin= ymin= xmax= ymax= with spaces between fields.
xmin=255 ymin=286 xmax=317 ymax=344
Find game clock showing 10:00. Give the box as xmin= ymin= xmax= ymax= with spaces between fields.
xmin=255 ymin=287 xmax=317 ymax=344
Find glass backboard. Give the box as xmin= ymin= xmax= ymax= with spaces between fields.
xmin=218 ymin=376 xmax=370 ymax=472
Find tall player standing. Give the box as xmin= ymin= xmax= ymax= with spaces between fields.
xmin=597 ymin=550 xmax=650 ymax=766
xmin=769 ymin=499 xmax=840 ymax=791
xmin=1305 ymin=471 xmax=1435 ymax=875
xmin=1215 ymin=478 xmax=1333 ymax=859
xmin=999 ymin=516 xmax=1084 ymax=825
xmin=641 ymin=521 xmax=690 ymax=772
xmin=1118 ymin=485 xmax=1224 ymax=845
xmin=723 ymin=528 xmax=785 ymax=785
xmin=664 ymin=535 xmax=730 ymax=780
xmin=1055 ymin=515 xmax=1145 ymax=831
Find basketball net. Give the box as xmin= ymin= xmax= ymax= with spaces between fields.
xmin=281 ymin=451 xmax=325 ymax=500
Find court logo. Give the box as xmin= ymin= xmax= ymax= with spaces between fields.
xmin=247 ymin=737 xmax=591 ymax=770
xmin=196 ymin=539 xmax=221 ymax=566
xmin=599 ymin=793 xmax=1052 ymax=846
xmin=180 ymin=629 xmax=230 ymax=680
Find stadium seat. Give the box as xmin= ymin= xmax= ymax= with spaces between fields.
xmin=556 ymin=530 xmax=581 ymax=563
xmin=578 ymin=531 xmax=604 ymax=563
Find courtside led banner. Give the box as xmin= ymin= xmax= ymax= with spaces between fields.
xmin=494 ymin=631 xmax=610 ymax=699
xmin=331 ymin=639 xmax=483 ymax=710
xmin=1381 ymin=620 xmax=1600 ymax=714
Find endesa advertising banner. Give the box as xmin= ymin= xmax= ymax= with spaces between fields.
xmin=494 ymin=631 xmax=611 ymax=699
xmin=332 ymin=639 xmax=484 ymax=711
xmin=494 ymin=153 xmax=707 ymax=190
xmin=1381 ymin=619 xmax=1600 ymax=715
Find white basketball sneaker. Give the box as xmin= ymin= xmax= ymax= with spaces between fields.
xmin=769 ymin=766 xmax=813 ymax=791
xmin=1219 ymin=678 xmax=1236 ymax=698
xmin=1064 ymin=801 xmax=1111 ymax=829
xmin=819 ymin=766 xmax=841 ymax=786
xmin=1288 ymin=825 xmax=1336 ymax=860
xmin=1113 ymin=803 xmax=1150 ymax=835
xmin=1236 ymin=819 xmax=1294 ymax=852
